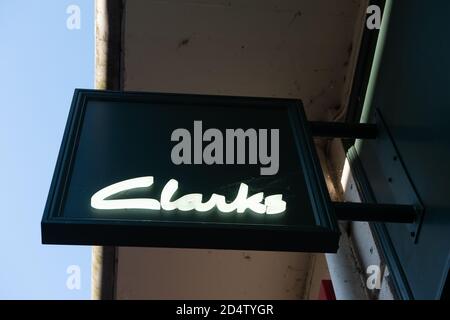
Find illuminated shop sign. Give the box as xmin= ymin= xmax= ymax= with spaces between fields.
xmin=91 ymin=176 xmax=287 ymax=215
xmin=41 ymin=89 xmax=339 ymax=253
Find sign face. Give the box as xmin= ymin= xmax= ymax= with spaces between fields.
xmin=41 ymin=89 xmax=339 ymax=252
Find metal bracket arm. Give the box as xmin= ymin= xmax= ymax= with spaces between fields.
xmin=333 ymin=202 xmax=418 ymax=223
xmin=309 ymin=121 xmax=377 ymax=139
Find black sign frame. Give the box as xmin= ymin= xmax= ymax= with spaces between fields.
xmin=41 ymin=89 xmax=340 ymax=253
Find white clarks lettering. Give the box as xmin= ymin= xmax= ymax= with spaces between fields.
xmin=91 ymin=176 xmax=286 ymax=215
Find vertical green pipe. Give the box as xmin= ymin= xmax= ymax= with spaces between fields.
xmin=356 ymin=0 xmax=393 ymax=151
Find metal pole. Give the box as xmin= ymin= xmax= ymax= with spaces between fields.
xmin=333 ymin=202 xmax=417 ymax=223
xmin=309 ymin=122 xmax=377 ymax=139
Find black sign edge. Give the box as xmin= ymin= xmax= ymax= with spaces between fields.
xmin=41 ymin=89 xmax=340 ymax=253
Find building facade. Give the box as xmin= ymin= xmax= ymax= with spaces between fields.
xmin=91 ymin=0 xmax=449 ymax=300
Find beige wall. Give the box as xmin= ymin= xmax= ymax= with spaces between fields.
xmin=110 ymin=0 xmax=367 ymax=299
xmin=122 ymin=0 xmax=367 ymax=120
xmin=117 ymin=248 xmax=314 ymax=299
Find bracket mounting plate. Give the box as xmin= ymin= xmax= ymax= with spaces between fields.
xmin=354 ymin=109 xmax=425 ymax=243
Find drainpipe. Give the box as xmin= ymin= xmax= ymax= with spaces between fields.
xmin=91 ymin=0 xmax=124 ymax=300
xmin=359 ymin=0 xmax=393 ymax=125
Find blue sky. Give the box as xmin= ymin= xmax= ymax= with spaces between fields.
xmin=0 ymin=1 xmax=93 ymax=299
